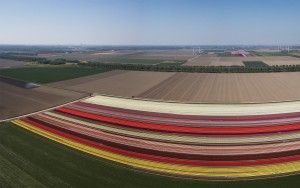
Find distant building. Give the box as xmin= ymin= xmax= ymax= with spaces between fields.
xmin=231 ymin=50 xmax=249 ymax=57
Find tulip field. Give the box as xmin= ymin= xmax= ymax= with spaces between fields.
xmin=8 ymin=95 xmax=300 ymax=181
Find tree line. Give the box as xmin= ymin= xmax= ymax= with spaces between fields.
xmin=1 ymin=53 xmax=300 ymax=73
xmin=0 ymin=54 xmax=79 ymax=65
xmin=84 ymin=62 xmax=300 ymax=73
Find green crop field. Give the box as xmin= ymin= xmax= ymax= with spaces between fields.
xmin=243 ymin=61 xmax=269 ymax=68
xmin=0 ymin=122 xmax=299 ymax=188
xmin=0 ymin=66 xmax=109 ymax=84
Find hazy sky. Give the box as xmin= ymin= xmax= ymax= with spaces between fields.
xmin=0 ymin=0 xmax=299 ymax=45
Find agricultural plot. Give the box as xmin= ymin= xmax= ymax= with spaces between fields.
xmin=9 ymin=95 xmax=300 ymax=181
xmin=49 ymin=71 xmax=176 ymax=97
xmin=0 ymin=66 xmax=109 ymax=84
xmin=37 ymin=51 xmax=131 ymax=61
xmin=243 ymin=61 xmax=269 ymax=68
xmin=260 ymin=56 xmax=300 ymax=66
xmin=138 ymin=72 xmax=300 ymax=103
xmin=0 ymin=58 xmax=27 ymax=69
xmin=183 ymin=55 xmax=300 ymax=66
xmin=3 ymin=123 xmax=300 ymax=187
xmin=38 ymin=50 xmax=186 ymax=64
xmin=0 ymin=81 xmax=86 ymax=120
xmin=127 ymin=49 xmax=194 ymax=61
xmin=93 ymin=57 xmax=172 ymax=65
xmin=212 ymin=57 xmax=261 ymax=66
xmin=184 ymin=55 xmax=220 ymax=66
xmin=0 ymin=122 xmax=208 ymax=188
xmin=47 ymin=70 xmax=300 ymax=104
xmin=183 ymin=56 xmax=259 ymax=66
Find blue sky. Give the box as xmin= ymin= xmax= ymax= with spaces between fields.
xmin=0 ymin=0 xmax=299 ymax=45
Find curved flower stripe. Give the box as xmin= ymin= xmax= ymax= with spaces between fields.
xmin=11 ymin=119 xmax=300 ymax=179
xmin=9 ymin=95 xmax=300 ymax=180
xmin=33 ymin=113 xmax=300 ymax=157
xmin=44 ymin=111 xmax=300 ymax=146
xmin=57 ymin=107 xmax=300 ymax=135
xmin=84 ymin=95 xmax=300 ymax=116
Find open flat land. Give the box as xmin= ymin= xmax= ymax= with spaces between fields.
xmin=3 ymin=122 xmax=300 ymax=188
xmin=0 ymin=81 xmax=87 ymax=120
xmin=47 ymin=70 xmax=300 ymax=103
xmin=260 ymin=56 xmax=300 ymax=65
xmin=49 ymin=70 xmax=176 ymax=97
xmin=38 ymin=49 xmax=194 ymax=62
xmin=36 ymin=49 xmax=300 ymax=66
xmin=0 ymin=66 xmax=109 ymax=84
xmin=37 ymin=51 xmax=133 ymax=61
xmin=3 ymin=46 xmax=300 ymax=187
xmin=138 ymin=72 xmax=300 ymax=103
xmin=183 ymin=55 xmax=300 ymax=66
xmin=0 ymin=58 xmax=27 ymax=69
xmin=126 ymin=49 xmax=194 ymax=61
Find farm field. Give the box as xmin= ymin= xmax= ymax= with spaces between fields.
xmin=37 ymin=51 xmax=133 ymax=61
xmin=4 ymin=95 xmax=300 ymax=186
xmin=0 ymin=58 xmax=27 ymax=69
xmin=2 ymin=122 xmax=300 ymax=188
xmin=243 ymin=61 xmax=269 ymax=68
xmin=0 ymin=81 xmax=86 ymax=120
xmin=137 ymin=72 xmax=300 ymax=103
xmin=260 ymin=56 xmax=300 ymax=66
xmin=0 ymin=66 xmax=109 ymax=84
xmin=49 ymin=70 xmax=176 ymax=97
xmin=88 ymin=57 xmax=174 ymax=65
xmin=126 ymin=49 xmax=194 ymax=61
xmin=2 ymin=49 xmax=300 ymax=187
xmin=184 ymin=55 xmax=220 ymax=66
xmin=183 ymin=55 xmax=300 ymax=66
xmin=46 ymin=70 xmax=300 ymax=103
xmin=38 ymin=50 xmax=187 ymax=64
xmin=212 ymin=57 xmax=257 ymax=66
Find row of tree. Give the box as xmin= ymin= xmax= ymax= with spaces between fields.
xmin=2 ymin=53 xmax=300 ymax=73
xmin=0 ymin=54 xmax=79 ymax=65
xmin=84 ymin=62 xmax=300 ymax=73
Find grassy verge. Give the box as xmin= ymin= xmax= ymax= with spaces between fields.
xmin=0 ymin=122 xmax=300 ymax=188
xmin=0 ymin=66 xmax=109 ymax=84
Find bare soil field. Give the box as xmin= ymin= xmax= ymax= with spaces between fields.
xmin=212 ymin=57 xmax=260 ymax=66
xmin=0 ymin=58 xmax=27 ymax=69
xmin=184 ymin=55 xmax=219 ymax=66
xmin=260 ymin=56 xmax=300 ymax=65
xmin=48 ymin=70 xmax=175 ymax=97
xmin=48 ymin=70 xmax=300 ymax=103
xmin=183 ymin=55 xmax=300 ymax=66
xmin=137 ymin=72 xmax=300 ymax=103
xmin=0 ymin=81 xmax=87 ymax=120
xmin=38 ymin=49 xmax=194 ymax=62
xmin=49 ymin=70 xmax=126 ymax=88
xmin=127 ymin=50 xmax=194 ymax=61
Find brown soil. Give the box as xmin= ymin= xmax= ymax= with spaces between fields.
xmin=138 ymin=72 xmax=300 ymax=103
xmin=0 ymin=81 xmax=87 ymax=120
